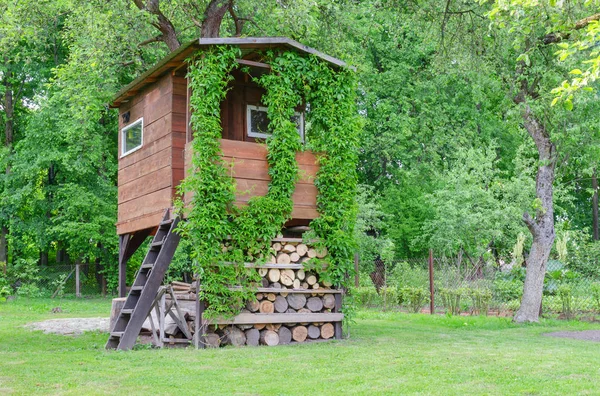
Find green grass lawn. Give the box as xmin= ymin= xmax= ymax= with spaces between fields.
xmin=1 ymin=298 xmax=600 ymax=395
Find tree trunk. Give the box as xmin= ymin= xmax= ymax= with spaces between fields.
xmin=514 ymin=105 xmax=556 ymax=323
xmin=2 ymin=67 xmax=14 ymax=271
xmin=201 ymin=0 xmax=231 ymax=38
xmin=132 ymin=0 xmax=181 ymax=51
xmin=593 ymin=170 xmax=598 ymax=241
xmin=0 ymin=226 xmax=7 ymax=274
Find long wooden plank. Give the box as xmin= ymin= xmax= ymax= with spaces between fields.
xmin=220 ymin=139 xmax=318 ymax=166
xmin=223 ymin=157 xmax=317 ymax=184
xmin=118 ymin=188 xmax=172 ymax=223
xmin=118 ymin=147 xmax=172 ymax=185
xmin=210 ymin=312 xmax=343 ymax=325
xmin=235 ymin=179 xmax=317 ymax=206
xmin=118 ymin=166 xmax=172 ymax=204
xmin=117 ymin=210 xmax=164 ymax=235
xmin=291 ymin=206 xmax=318 ymax=219
xmin=144 ymin=93 xmax=172 ymax=127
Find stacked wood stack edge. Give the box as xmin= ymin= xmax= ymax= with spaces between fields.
xmin=140 ymin=237 xmax=343 ymax=348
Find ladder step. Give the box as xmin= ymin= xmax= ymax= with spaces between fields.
xmin=130 ymin=285 xmax=144 ymax=292
xmin=110 ymin=332 xmax=124 ymax=337
xmin=159 ymin=219 xmax=173 ymax=227
xmin=121 ymin=309 xmax=133 ymax=315
xmin=141 ymin=263 xmax=154 ymax=269
xmin=150 ymin=239 xmax=164 ymax=249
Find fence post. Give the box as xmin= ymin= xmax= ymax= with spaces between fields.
xmin=429 ymin=249 xmax=434 ymax=315
xmin=75 ymin=264 xmax=81 ymax=298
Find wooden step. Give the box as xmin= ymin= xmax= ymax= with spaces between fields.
xmin=130 ymin=285 xmax=144 ymax=292
xmin=159 ymin=219 xmax=173 ymax=227
xmin=150 ymin=239 xmax=164 ymax=248
xmin=110 ymin=332 xmax=124 ymax=337
xmin=140 ymin=263 xmax=154 ymax=269
xmin=120 ymin=309 xmax=133 ymax=315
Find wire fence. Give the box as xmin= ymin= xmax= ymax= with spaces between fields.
xmin=354 ymin=254 xmax=600 ymax=319
xmin=10 ymin=264 xmax=108 ymax=298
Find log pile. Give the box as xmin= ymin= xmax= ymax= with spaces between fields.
xmin=199 ymin=321 xmax=337 ymax=347
xmin=154 ymin=238 xmax=342 ymax=348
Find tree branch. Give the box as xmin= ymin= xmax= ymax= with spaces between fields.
xmin=138 ymin=35 xmax=164 ymax=47
xmin=542 ymin=13 xmax=600 ymax=44
xmin=132 ymin=0 xmax=180 ymax=51
xmin=522 ymin=212 xmax=538 ymax=234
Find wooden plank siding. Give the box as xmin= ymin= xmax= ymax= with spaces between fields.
xmin=183 ymin=139 xmax=319 ymax=220
xmin=117 ymin=73 xmax=187 ymax=235
xmin=116 ymin=67 xmax=317 ymax=235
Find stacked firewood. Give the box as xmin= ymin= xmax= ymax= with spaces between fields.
xmin=156 ymin=239 xmax=341 ymax=347
xmin=201 ymin=321 xmax=337 ymax=347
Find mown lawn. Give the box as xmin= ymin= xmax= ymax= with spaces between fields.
xmin=1 ymin=298 xmax=600 ymax=395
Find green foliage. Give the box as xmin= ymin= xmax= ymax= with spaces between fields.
xmin=591 ymin=283 xmax=600 ymax=313
xmin=493 ymin=268 xmax=525 ymax=302
xmin=389 ymin=261 xmax=428 ymax=289
xmin=470 ymin=288 xmax=493 ymax=316
xmin=354 ymin=185 xmax=395 ymax=273
xmin=399 ymin=286 xmax=429 ymax=313
xmin=179 ymin=46 xmax=360 ymax=319
xmin=16 ymin=283 xmax=42 ymax=298
xmin=557 ymin=284 xmax=575 ymax=319
xmin=439 ymin=287 xmax=465 ymax=315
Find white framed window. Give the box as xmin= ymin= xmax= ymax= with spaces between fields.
xmin=246 ymin=105 xmax=304 ymax=141
xmin=121 ymin=118 xmax=143 ymax=157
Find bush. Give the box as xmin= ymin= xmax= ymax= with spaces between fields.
xmin=494 ymin=279 xmax=523 ymax=302
xmin=354 ymin=286 xmax=383 ymax=306
xmin=557 ymin=284 xmax=575 ymax=319
xmin=389 ymin=261 xmax=428 ymax=289
xmin=439 ymin=287 xmax=465 ymax=315
xmin=16 ymin=283 xmax=43 ymax=298
xmin=592 ymin=283 xmax=600 ymax=313
xmin=399 ymin=286 xmax=429 ymax=313
xmin=0 ymin=276 xmax=11 ymax=301
xmin=470 ymin=288 xmax=493 ymax=316
xmin=354 ymin=286 xmax=399 ymax=309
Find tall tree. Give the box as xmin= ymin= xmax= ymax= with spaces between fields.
xmin=489 ymin=0 xmax=600 ymax=322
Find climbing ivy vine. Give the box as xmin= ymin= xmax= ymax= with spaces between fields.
xmin=178 ymin=46 xmax=360 ymax=320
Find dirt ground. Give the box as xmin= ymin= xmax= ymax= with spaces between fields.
xmin=544 ymin=330 xmax=600 ymax=342
xmin=26 ymin=318 xmax=109 ymax=335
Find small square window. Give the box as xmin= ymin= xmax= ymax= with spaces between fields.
xmin=121 ymin=118 xmax=143 ymax=156
xmin=246 ymin=105 xmax=304 ymax=141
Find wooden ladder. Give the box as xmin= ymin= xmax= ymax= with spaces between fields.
xmin=106 ymin=210 xmax=181 ymax=351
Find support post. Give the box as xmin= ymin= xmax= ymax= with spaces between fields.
xmin=75 ymin=263 xmax=81 ymax=297
xmin=118 ymin=234 xmax=130 ymax=298
xmin=334 ymin=293 xmax=343 ymax=339
xmin=429 ymin=249 xmax=434 ymax=315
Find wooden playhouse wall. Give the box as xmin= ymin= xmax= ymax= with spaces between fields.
xmin=117 ymin=74 xmax=187 ymax=235
xmin=117 ymin=68 xmax=319 ymax=235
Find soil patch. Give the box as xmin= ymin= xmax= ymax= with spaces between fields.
xmin=544 ymin=330 xmax=600 ymax=342
xmin=26 ymin=318 xmax=109 ymax=335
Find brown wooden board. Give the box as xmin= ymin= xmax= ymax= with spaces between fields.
xmin=210 ymin=312 xmax=343 ymax=325
xmin=117 ymin=211 xmax=164 ymax=235
xmin=118 ymin=166 xmax=172 ymax=204
xmin=118 ymin=188 xmax=172 ymax=223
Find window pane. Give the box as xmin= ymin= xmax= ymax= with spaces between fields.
xmin=124 ymin=122 xmax=142 ymax=154
xmin=250 ymin=109 xmax=270 ymax=134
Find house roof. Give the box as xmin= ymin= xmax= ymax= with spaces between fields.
xmin=111 ymin=37 xmax=347 ymax=107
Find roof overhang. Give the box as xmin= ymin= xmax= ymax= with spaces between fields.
xmin=111 ymin=37 xmax=347 ymax=108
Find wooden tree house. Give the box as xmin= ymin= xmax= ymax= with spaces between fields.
xmin=107 ymin=38 xmax=350 ymax=350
